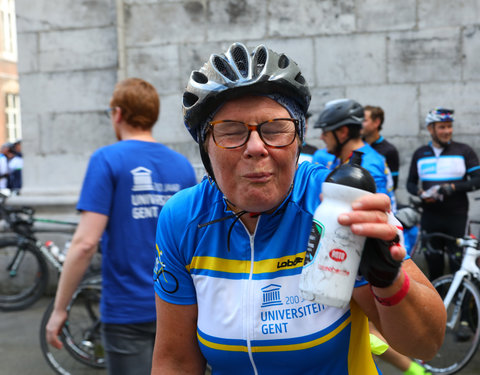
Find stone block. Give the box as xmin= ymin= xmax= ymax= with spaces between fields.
xmin=356 ymin=0 xmax=416 ymax=32
xmin=154 ymin=94 xmax=192 ymax=143
xmin=314 ymin=33 xmax=386 ymax=86
xmin=17 ymin=33 xmax=38 ymax=74
xmin=18 ymin=112 xmax=40 ymax=154
xmin=420 ymin=82 xmax=480 ymax=136
xmin=388 ymin=28 xmax=462 ymax=83
xmin=15 ymin=0 xmax=115 ymax=33
xmin=419 ymin=0 xmax=480 ymax=29
xmin=206 ymin=0 xmax=267 ymax=41
xmin=19 ymin=70 xmax=117 ymax=114
xmin=347 ymin=84 xmax=419 ymax=137
xmin=39 ymin=27 xmax=118 ymax=72
xmin=126 ymin=44 xmax=182 ymax=95
xmin=463 ymin=25 xmax=480 ymax=80
xmin=260 ymin=38 xmax=315 ymax=88
xmin=125 ymin=1 xmax=206 ymax=46
xmin=38 ymin=112 xmax=116 ymax=156
xmin=23 ymin=153 xmax=88 ymax=194
xmin=268 ymin=0 xmax=355 ymax=37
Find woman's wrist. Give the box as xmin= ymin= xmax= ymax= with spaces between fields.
xmin=370 ymin=268 xmax=410 ymax=306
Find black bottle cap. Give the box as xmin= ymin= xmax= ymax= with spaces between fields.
xmin=325 ymin=150 xmax=377 ymax=193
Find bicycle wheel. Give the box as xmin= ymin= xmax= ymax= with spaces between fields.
xmin=0 ymin=238 xmax=49 ymax=311
xmin=40 ymin=274 xmax=106 ymax=375
xmin=416 ymin=275 xmax=480 ymax=374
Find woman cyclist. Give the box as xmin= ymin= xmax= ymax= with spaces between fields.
xmin=151 ymin=43 xmax=446 ymax=374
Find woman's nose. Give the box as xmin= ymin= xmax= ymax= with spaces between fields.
xmin=244 ymin=130 xmax=268 ymax=155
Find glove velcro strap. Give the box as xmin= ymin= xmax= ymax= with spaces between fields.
xmin=360 ymin=237 xmax=402 ymax=287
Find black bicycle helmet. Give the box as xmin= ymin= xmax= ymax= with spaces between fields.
xmin=183 ymin=42 xmax=311 ymax=143
xmin=314 ymin=99 xmax=364 ymax=132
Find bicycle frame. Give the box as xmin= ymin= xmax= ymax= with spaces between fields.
xmin=37 ymin=241 xmax=64 ymax=273
xmin=443 ymin=238 xmax=480 ymax=327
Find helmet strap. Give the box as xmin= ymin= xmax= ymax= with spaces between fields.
xmin=199 ymin=141 xmax=216 ymax=182
xmin=332 ymin=130 xmax=351 ymax=158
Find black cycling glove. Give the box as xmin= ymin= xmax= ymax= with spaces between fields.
xmin=359 ymin=236 xmax=402 ymax=288
xmin=439 ymin=183 xmax=455 ymax=197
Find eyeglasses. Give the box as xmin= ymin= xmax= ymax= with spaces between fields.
xmin=104 ymin=108 xmax=114 ymax=119
xmin=208 ymin=118 xmax=299 ymax=149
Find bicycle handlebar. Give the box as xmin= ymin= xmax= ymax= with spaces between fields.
xmin=422 ymin=232 xmax=457 ymax=242
xmin=422 ymin=232 xmax=479 ymax=255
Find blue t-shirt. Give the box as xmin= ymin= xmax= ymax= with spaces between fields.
xmin=78 ymin=140 xmax=197 ymax=324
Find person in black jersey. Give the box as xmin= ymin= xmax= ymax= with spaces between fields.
xmin=407 ymin=107 xmax=480 ymax=281
xmin=362 ymin=105 xmax=400 ymax=190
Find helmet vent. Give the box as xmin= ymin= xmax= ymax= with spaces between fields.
xmin=231 ymin=46 xmax=248 ymax=78
xmin=183 ymin=92 xmax=199 ymax=108
xmin=295 ymin=72 xmax=306 ymax=85
xmin=192 ymin=71 xmax=208 ymax=84
xmin=253 ymin=47 xmax=267 ymax=77
xmin=278 ymin=54 xmax=290 ymax=69
xmin=213 ymin=55 xmax=237 ymax=81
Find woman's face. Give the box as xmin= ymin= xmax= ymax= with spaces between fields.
xmin=207 ymin=96 xmax=299 ymax=213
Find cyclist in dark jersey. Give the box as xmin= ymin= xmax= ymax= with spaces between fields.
xmin=407 ymin=107 xmax=480 ymax=281
xmin=362 ymin=105 xmax=400 ymax=190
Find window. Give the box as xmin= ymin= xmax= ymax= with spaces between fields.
xmin=0 ymin=0 xmax=17 ymax=60
xmin=5 ymin=93 xmax=21 ymax=141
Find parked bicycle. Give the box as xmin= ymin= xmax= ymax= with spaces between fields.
xmin=40 ymin=273 xmax=106 ymax=375
xmin=0 ymin=191 xmax=77 ymax=311
xmin=415 ymin=232 xmax=480 ymax=374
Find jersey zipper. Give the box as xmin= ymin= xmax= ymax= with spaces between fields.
xmin=240 ymin=217 xmax=260 ymax=375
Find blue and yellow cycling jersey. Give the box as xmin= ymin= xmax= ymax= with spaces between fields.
xmin=154 ymin=162 xmax=380 ymax=374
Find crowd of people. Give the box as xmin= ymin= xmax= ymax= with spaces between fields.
xmin=306 ymin=100 xmax=479 ymax=374
xmin=0 ymin=140 xmax=22 ymax=193
xmin=41 ymin=41 xmax=480 ymax=374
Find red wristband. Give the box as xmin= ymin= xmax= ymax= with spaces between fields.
xmin=370 ymin=269 xmax=410 ymax=306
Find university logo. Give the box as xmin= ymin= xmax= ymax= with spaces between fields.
xmin=131 ymin=166 xmax=154 ymax=191
xmin=261 ymin=284 xmax=283 ymax=308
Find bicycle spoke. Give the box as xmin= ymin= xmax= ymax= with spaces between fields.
xmin=417 ymin=275 xmax=480 ymax=374
xmin=40 ymin=275 xmax=106 ymax=375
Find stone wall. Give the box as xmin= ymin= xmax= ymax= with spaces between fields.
xmin=13 ymin=0 xmax=480 ymax=216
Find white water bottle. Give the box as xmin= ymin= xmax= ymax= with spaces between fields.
xmin=299 ymin=151 xmax=376 ymax=308
xmin=45 ymin=240 xmax=61 ymax=261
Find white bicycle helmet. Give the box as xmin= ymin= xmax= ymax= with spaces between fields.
xmin=425 ymin=107 xmax=454 ymax=126
xmin=183 ymin=42 xmax=311 ymax=143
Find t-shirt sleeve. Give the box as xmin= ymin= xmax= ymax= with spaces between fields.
xmin=153 ymin=195 xmax=197 ymax=305
xmin=77 ymin=151 xmax=114 ymax=215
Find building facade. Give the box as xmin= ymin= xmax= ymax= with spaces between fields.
xmin=13 ymin=0 xmax=480 ymax=212
xmin=0 ymin=0 xmax=20 ymax=145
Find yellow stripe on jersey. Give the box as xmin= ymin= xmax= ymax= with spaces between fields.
xmin=187 ymin=252 xmax=306 ymax=274
xmin=348 ymin=300 xmax=379 ymax=374
xmin=198 ymin=314 xmax=351 ymax=353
